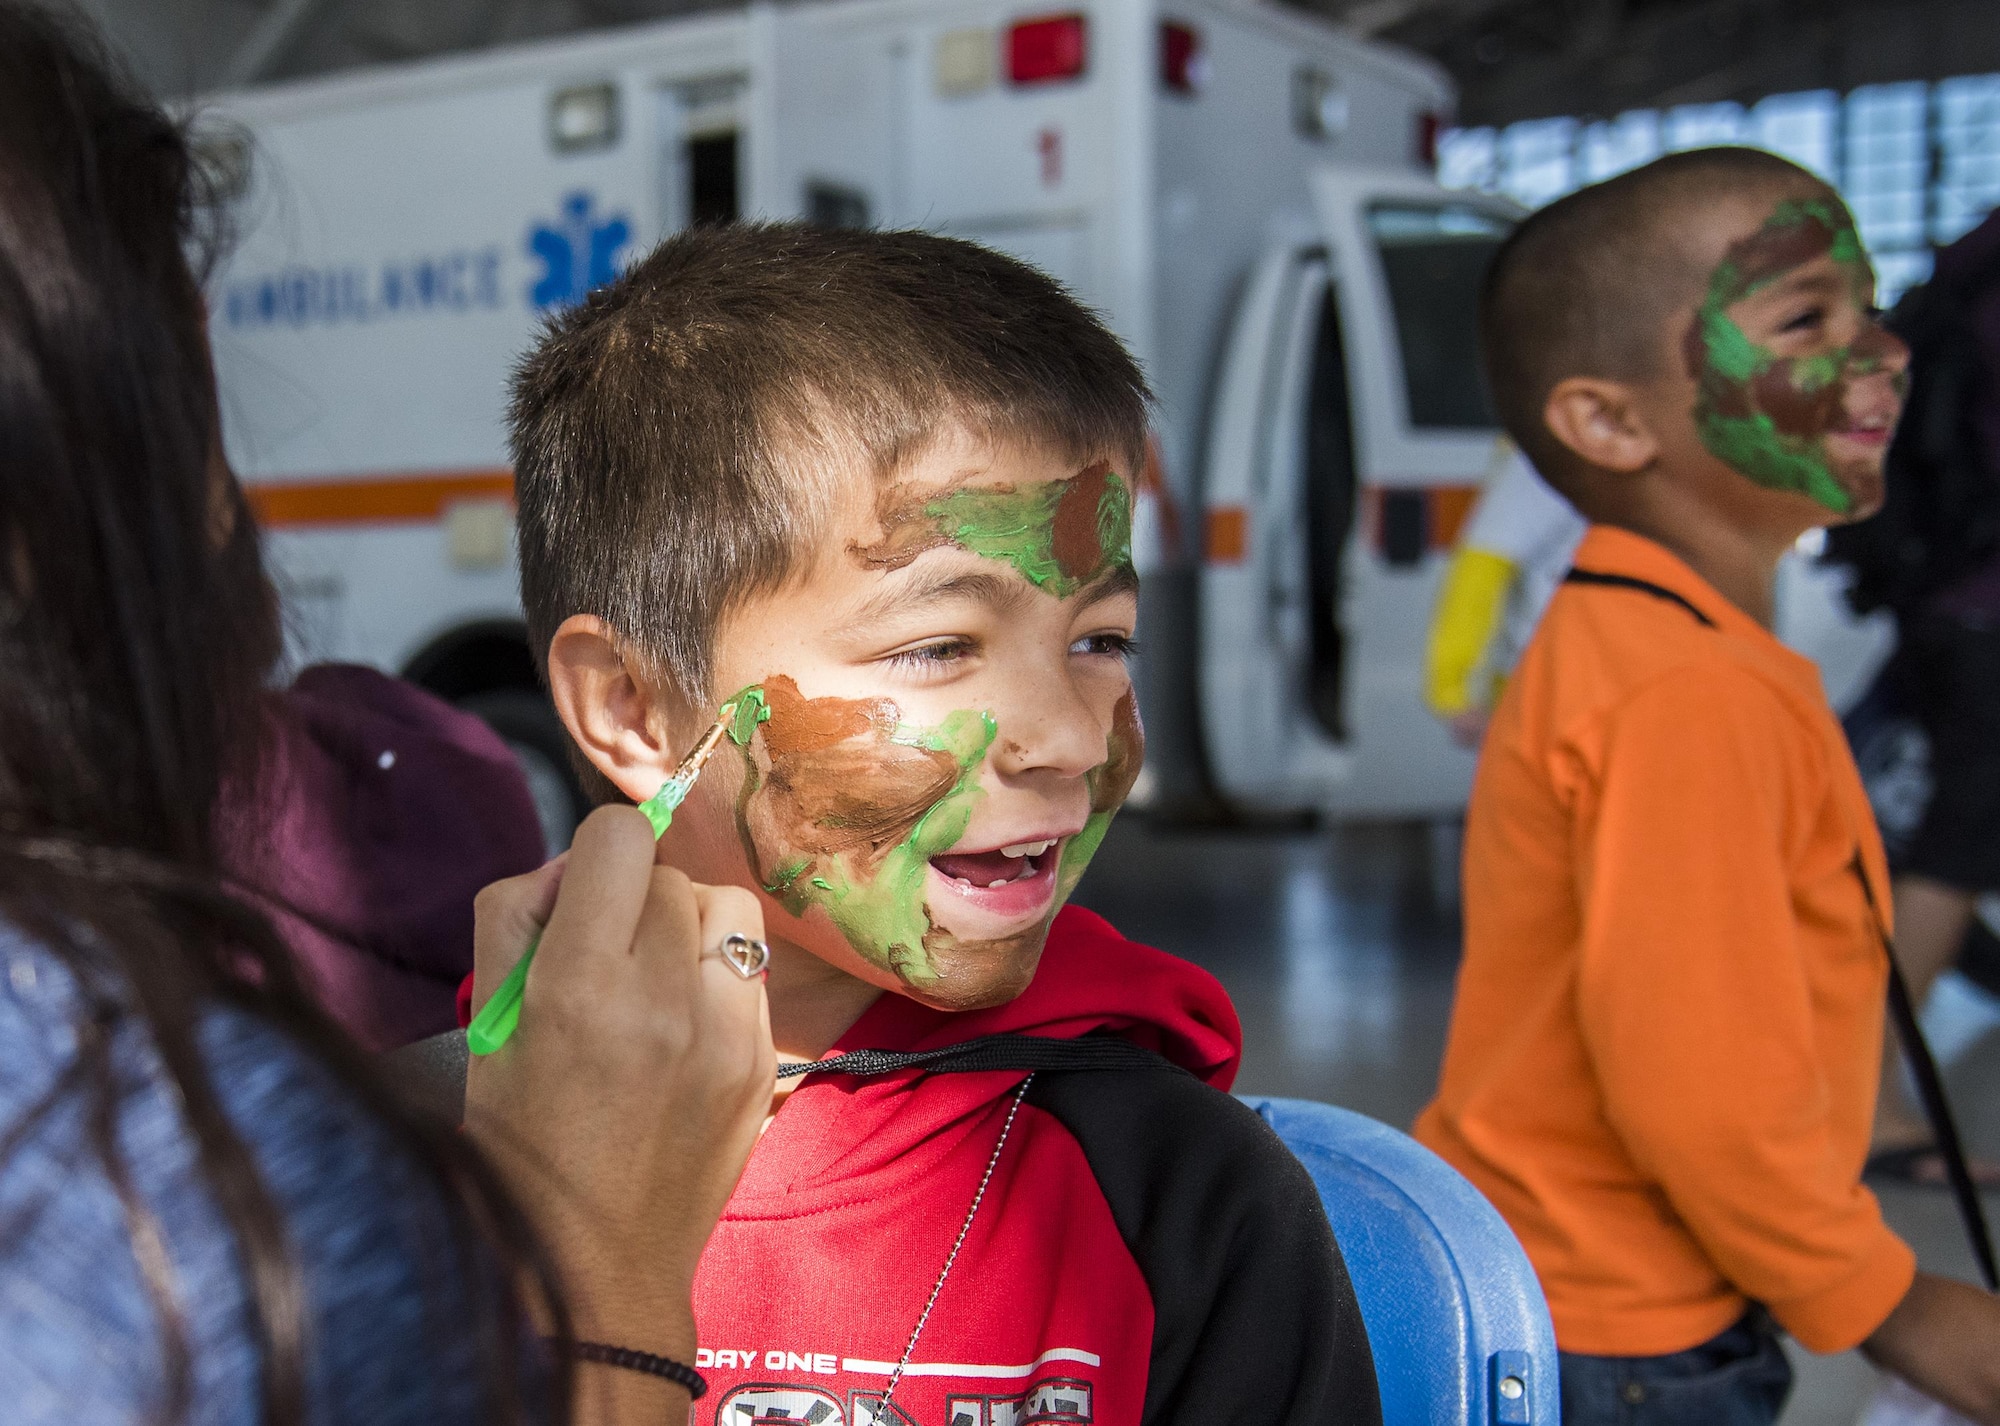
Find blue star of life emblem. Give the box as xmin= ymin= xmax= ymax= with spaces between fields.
xmin=527 ymin=190 xmax=632 ymax=309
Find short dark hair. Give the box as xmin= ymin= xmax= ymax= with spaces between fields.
xmin=510 ymin=222 xmax=1151 ymax=722
xmin=1479 ymin=146 xmax=1833 ymax=495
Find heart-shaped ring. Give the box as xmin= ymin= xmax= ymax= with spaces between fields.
xmin=719 ymin=933 xmax=771 ymax=980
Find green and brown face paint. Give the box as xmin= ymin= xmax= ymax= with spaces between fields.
xmin=726 ymin=676 xmax=1144 ymax=991
xmin=1056 ymin=689 xmax=1145 ymax=901
xmin=727 ymin=674 xmax=993 ymax=988
xmin=1684 ymin=195 xmax=1906 ymax=514
xmin=849 ymin=459 xmax=1134 ymax=595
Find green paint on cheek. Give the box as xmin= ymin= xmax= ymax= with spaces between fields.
xmin=1698 ymin=304 xmax=1766 ymax=385
xmin=1056 ymin=812 xmax=1114 ymax=901
xmin=1692 ymin=408 xmax=1855 ymax=513
xmin=727 ymin=686 xmax=771 ymax=745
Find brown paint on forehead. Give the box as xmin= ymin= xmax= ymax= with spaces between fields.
xmin=1092 ymin=690 xmax=1144 ymax=815
xmin=1719 ymin=206 xmax=1838 ymax=296
xmin=1050 ymin=460 xmax=1116 ymax=583
xmin=742 ymin=675 xmax=960 ymax=868
xmin=850 ymin=486 xmax=955 ymax=574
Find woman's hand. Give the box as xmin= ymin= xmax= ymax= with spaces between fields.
xmin=463 ymin=806 xmax=774 ymax=1418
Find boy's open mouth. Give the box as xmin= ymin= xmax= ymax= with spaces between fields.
xmin=929 ymin=839 xmax=1062 ymax=923
xmin=1830 ymin=417 xmax=1892 ymax=447
xmin=932 ymin=839 xmax=1056 ymax=888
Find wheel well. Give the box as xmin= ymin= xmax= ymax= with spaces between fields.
xmin=400 ymin=620 xmax=542 ymax=702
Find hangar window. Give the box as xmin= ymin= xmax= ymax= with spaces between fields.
xmin=1438 ymin=72 xmax=2000 ymax=307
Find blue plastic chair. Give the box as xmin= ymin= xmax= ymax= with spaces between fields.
xmin=1241 ymin=1097 xmax=1560 ymax=1426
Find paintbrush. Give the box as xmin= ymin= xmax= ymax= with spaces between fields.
xmin=465 ymin=700 xmax=743 ymax=1057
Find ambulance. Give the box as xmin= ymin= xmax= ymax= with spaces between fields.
xmin=199 ymin=0 xmax=1526 ymax=845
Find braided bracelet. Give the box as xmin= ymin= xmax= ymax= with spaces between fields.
xmin=560 ymin=1340 xmax=708 ymax=1399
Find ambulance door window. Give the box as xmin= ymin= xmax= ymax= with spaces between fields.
xmin=1304 ymin=281 xmax=1357 ymax=742
xmin=687 ymin=131 xmax=739 ymax=225
xmin=664 ymin=77 xmax=744 ymax=231
xmin=1367 ymin=204 xmax=1510 ymax=429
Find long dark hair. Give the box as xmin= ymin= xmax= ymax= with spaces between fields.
xmin=0 ymin=6 xmax=566 ymax=1421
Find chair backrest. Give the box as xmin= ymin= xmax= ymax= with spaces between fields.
xmin=1241 ymin=1096 xmax=1559 ymax=1426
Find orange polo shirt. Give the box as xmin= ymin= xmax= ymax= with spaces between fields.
xmin=1414 ymin=525 xmax=1915 ymax=1357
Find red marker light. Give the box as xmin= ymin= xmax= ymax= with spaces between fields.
xmin=1008 ymin=14 xmax=1088 ymax=85
xmin=1160 ymin=21 xmax=1203 ymax=95
xmin=1416 ymin=109 xmax=1443 ymax=167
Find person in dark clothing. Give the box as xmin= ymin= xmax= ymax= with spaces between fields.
xmin=1825 ymin=210 xmax=2000 ymax=1182
xmin=474 ymin=221 xmax=1382 ymax=1426
xmin=0 ymin=7 xmax=774 ymax=1422
xmin=223 ymin=664 xmax=547 ymax=1051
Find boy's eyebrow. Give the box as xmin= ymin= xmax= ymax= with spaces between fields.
xmin=851 ymin=567 xmax=1032 ymax=624
xmin=1737 ymin=267 xmax=1847 ymax=301
xmin=850 ymin=560 xmax=1141 ymax=625
xmin=1074 ymin=563 xmax=1142 ymax=607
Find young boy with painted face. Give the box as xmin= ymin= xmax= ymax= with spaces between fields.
xmin=477 ymin=224 xmax=1378 ymax=1426
xmin=1414 ymin=148 xmax=2000 ymax=1425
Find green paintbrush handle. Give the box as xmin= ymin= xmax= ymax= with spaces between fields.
xmin=465 ymin=933 xmax=537 ymax=1055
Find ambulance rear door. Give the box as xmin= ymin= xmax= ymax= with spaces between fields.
xmin=1199 ymin=168 xmax=1516 ymax=817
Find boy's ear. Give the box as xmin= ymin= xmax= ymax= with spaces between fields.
xmin=1542 ymin=376 xmax=1660 ymax=476
xmin=544 ymin=614 xmax=677 ymax=804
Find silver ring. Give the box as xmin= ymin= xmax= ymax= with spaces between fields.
xmin=718 ymin=933 xmax=771 ymax=980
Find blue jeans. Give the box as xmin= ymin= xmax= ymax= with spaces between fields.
xmin=1559 ymin=1313 xmax=1794 ymax=1426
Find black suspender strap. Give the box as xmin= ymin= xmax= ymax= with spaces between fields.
xmin=1563 ymin=567 xmax=1717 ymax=627
xmin=1852 ymin=857 xmax=1999 ymax=1290
xmin=775 ymin=1031 xmax=1186 ymax=1081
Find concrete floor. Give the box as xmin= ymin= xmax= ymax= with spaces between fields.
xmin=1072 ymin=815 xmax=2000 ymax=1426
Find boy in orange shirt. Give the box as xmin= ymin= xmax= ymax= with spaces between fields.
xmin=1415 ymin=147 xmax=2000 ymax=1425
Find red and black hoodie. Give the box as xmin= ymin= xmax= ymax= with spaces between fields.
xmin=683 ymin=904 xmax=1379 ymax=1426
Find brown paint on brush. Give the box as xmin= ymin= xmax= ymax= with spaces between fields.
xmin=1050 ymin=460 xmax=1116 ymax=584
xmin=741 ymin=675 xmax=960 ymax=871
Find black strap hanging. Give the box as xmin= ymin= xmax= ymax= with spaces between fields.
xmin=777 ymin=1031 xmax=1185 ymax=1081
xmin=1853 ymin=859 xmax=1999 ymax=1290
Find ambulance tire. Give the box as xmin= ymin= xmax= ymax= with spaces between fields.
xmin=456 ymin=687 xmax=587 ymax=858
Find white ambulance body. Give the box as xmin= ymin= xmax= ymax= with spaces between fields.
xmin=202 ymin=0 xmax=1546 ymax=835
